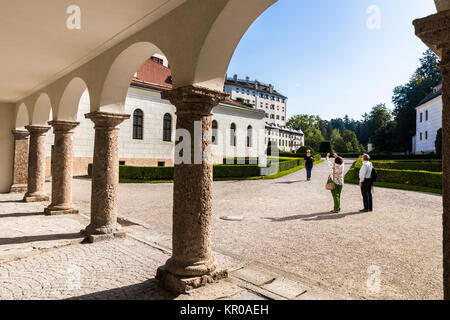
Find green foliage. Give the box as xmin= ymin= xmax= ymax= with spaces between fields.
xmin=392 ymin=50 xmax=442 ymax=151
xmin=296 ymin=145 xmax=314 ymax=154
xmin=435 ymin=128 xmax=442 ymax=155
xmin=330 ymin=129 xmax=348 ymax=153
xmin=369 ymin=154 xmax=441 ymax=160
xmin=344 ymin=157 xmax=442 ymax=190
xmin=373 ymin=160 xmax=442 ymax=172
xmin=213 ymin=165 xmax=261 ymax=178
xmin=319 ymin=141 xmax=332 ymax=153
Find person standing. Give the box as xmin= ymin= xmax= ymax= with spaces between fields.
xmin=304 ymin=150 xmax=314 ymax=181
xmin=326 ymin=153 xmax=344 ymax=213
xmin=359 ymin=154 xmax=374 ymax=212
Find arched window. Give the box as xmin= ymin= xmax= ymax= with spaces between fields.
xmin=163 ymin=113 xmax=172 ymax=142
xmin=247 ymin=125 xmax=253 ymax=147
xmin=133 ymin=109 xmax=143 ymax=140
xmin=212 ymin=120 xmax=218 ymax=145
xmin=230 ymin=123 xmax=236 ymax=146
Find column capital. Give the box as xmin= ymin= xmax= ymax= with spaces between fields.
xmin=161 ymin=85 xmax=229 ymax=116
xmin=24 ymin=125 xmax=51 ymax=135
xmin=414 ymin=10 xmax=450 ymax=60
xmin=85 ymin=111 xmax=130 ymax=129
xmin=48 ymin=120 xmax=80 ymax=133
xmin=11 ymin=129 xmax=30 ymax=139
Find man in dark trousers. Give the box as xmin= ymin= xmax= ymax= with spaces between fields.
xmin=359 ymin=154 xmax=373 ymax=212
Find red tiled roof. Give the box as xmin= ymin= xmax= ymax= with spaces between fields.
xmin=135 ymin=58 xmax=172 ymax=89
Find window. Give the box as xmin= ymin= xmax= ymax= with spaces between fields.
xmin=426 ymin=110 xmax=429 ymax=121
xmin=420 ymin=132 xmax=423 ymax=140
xmin=158 ymin=162 xmax=165 ymax=167
xmin=230 ymin=123 xmax=236 ymax=146
xmin=212 ymin=120 xmax=218 ymax=145
xmin=420 ymin=112 xmax=423 ymax=122
xmin=163 ymin=113 xmax=172 ymax=142
xmin=133 ymin=109 xmax=144 ymax=140
xmin=425 ymin=131 xmax=428 ymax=140
xmin=247 ymin=125 xmax=253 ymax=147
xmin=151 ymin=56 xmax=164 ymax=65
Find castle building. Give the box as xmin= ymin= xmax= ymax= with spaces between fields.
xmin=224 ymin=75 xmax=304 ymax=152
xmin=44 ymin=56 xmax=266 ymax=176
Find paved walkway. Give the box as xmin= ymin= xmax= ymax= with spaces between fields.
xmin=0 ymin=159 xmax=443 ymax=299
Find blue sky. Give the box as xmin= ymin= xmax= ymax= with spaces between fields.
xmin=226 ymin=0 xmax=437 ymax=121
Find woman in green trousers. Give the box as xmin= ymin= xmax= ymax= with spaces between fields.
xmin=326 ymin=153 xmax=344 ymax=213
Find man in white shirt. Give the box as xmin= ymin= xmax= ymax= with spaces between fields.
xmin=359 ymin=154 xmax=373 ymax=212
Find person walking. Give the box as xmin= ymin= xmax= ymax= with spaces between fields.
xmin=304 ymin=150 xmax=314 ymax=181
xmin=359 ymin=154 xmax=374 ymax=212
xmin=326 ymin=153 xmax=344 ymax=213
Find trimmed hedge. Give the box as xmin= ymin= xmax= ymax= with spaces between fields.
xmin=87 ymin=156 xmax=314 ymax=181
xmin=213 ymin=164 xmax=261 ymax=178
xmin=344 ymin=158 xmax=442 ymax=189
xmin=373 ymin=160 xmax=442 ymax=172
xmin=369 ymin=154 xmax=441 ymax=160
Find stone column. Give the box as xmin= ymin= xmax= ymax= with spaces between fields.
xmin=10 ymin=130 xmax=30 ymax=193
xmin=156 ymin=85 xmax=228 ymax=294
xmin=23 ymin=126 xmax=51 ymax=202
xmin=414 ymin=9 xmax=450 ymax=299
xmin=44 ymin=121 xmax=79 ymax=215
xmin=82 ymin=111 xmax=130 ymax=242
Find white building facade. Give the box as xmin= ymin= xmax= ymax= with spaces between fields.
xmin=44 ymin=83 xmax=266 ymax=176
xmin=413 ymin=84 xmax=442 ymax=154
xmin=224 ymin=75 xmax=304 ymax=153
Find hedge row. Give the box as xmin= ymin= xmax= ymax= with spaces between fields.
xmin=373 ymin=160 xmax=442 ymax=172
xmin=344 ymin=158 xmax=442 ymax=189
xmin=280 ymin=152 xmax=362 ymax=159
xmin=369 ymin=154 xmax=442 ymax=160
xmin=87 ymin=156 xmax=311 ymax=181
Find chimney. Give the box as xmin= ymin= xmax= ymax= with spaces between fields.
xmin=269 ymin=84 xmax=273 ymax=93
xmin=233 ymin=74 xmax=238 ymax=81
xmin=245 ymin=76 xmax=250 ymax=83
xmin=254 ymin=80 xmax=259 ymax=90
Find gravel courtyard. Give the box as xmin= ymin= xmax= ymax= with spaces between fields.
xmin=69 ymin=159 xmax=443 ymax=300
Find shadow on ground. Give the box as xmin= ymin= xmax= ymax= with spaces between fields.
xmin=263 ymin=211 xmax=365 ymax=222
xmin=0 ymin=212 xmax=44 ymax=219
xmin=67 ymin=278 xmax=177 ymax=300
xmin=0 ymin=233 xmax=84 ymax=245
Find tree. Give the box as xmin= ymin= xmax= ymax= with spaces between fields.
xmin=342 ymin=130 xmax=361 ymax=152
xmin=435 ymin=128 xmax=442 ymax=155
xmin=319 ymin=141 xmax=332 ymax=153
xmin=287 ymin=114 xmax=324 ymax=151
xmin=330 ymin=129 xmax=348 ymax=153
xmin=392 ymin=50 xmax=442 ymax=151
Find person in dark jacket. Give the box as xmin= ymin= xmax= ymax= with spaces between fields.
xmin=304 ymin=150 xmax=314 ymax=181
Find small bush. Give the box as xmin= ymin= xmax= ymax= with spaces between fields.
xmin=296 ymin=146 xmax=314 ymax=154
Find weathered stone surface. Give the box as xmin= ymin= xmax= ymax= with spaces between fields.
xmin=83 ymin=112 xmax=130 ymax=238
xmin=231 ymin=264 xmax=276 ymax=286
xmin=23 ymin=126 xmax=50 ymax=202
xmin=261 ymin=278 xmax=308 ymax=299
xmin=159 ymin=86 xmax=228 ymax=285
xmin=10 ymin=130 xmax=29 ymax=193
xmin=44 ymin=121 xmax=80 ymax=216
xmin=156 ymin=265 xmax=228 ymax=294
xmin=414 ymin=9 xmax=450 ymax=300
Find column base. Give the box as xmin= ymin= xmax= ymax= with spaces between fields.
xmin=44 ymin=205 xmax=79 ymax=216
xmin=10 ymin=184 xmax=27 ymax=193
xmin=23 ymin=193 xmax=50 ymax=202
xmin=81 ymin=223 xmax=126 ymax=243
xmin=156 ymin=266 xmax=228 ymax=294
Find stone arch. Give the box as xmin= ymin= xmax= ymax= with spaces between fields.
xmin=99 ymin=42 xmax=163 ymax=113
xmin=56 ymin=77 xmax=90 ymax=121
xmin=193 ymin=0 xmax=276 ymax=91
xmin=31 ymin=93 xmax=52 ymax=125
xmin=15 ymin=103 xmax=29 ymax=129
